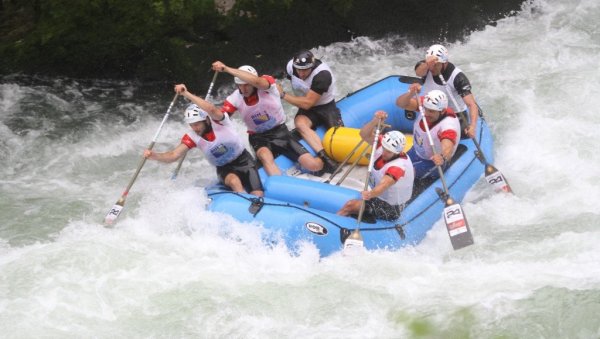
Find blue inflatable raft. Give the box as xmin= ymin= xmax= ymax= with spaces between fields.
xmin=206 ymin=75 xmax=494 ymax=256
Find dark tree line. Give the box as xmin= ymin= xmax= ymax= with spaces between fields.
xmin=0 ymin=0 xmax=525 ymax=88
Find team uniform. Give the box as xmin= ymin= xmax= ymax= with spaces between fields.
xmin=408 ymin=98 xmax=461 ymax=180
xmin=221 ymin=75 xmax=311 ymax=162
xmin=363 ymin=140 xmax=414 ymax=221
xmin=285 ymin=59 xmax=343 ymax=129
xmin=181 ymin=113 xmax=263 ymax=193
xmin=420 ymin=62 xmax=473 ymax=136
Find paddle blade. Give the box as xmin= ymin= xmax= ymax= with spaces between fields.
xmin=343 ymin=229 xmax=365 ymax=255
xmin=104 ymin=197 xmax=125 ymax=226
xmin=443 ymin=201 xmax=474 ymax=250
xmin=484 ymin=165 xmax=513 ymax=193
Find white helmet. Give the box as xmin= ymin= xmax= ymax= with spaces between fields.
xmin=381 ymin=131 xmax=406 ymax=154
xmin=423 ymin=90 xmax=448 ymax=111
xmin=234 ymin=65 xmax=258 ymax=85
xmin=184 ymin=104 xmax=208 ymax=124
xmin=426 ymin=44 xmax=449 ymax=63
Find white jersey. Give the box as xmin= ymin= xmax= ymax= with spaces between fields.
xmin=224 ymin=76 xmax=286 ymax=133
xmin=369 ymin=146 xmax=414 ymax=206
xmin=412 ymin=111 xmax=461 ymax=161
xmin=184 ymin=114 xmax=245 ymax=167
xmin=422 ymin=66 xmax=467 ymax=112
xmin=286 ymin=60 xmax=336 ymax=106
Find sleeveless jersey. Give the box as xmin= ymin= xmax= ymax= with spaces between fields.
xmin=412 ymin=106 xmax=461 ymax=161
xmin=369 ymin=146 xmax=414 ymax=206
xmin=286 ymin=59 xmax=336 ymax=106
xmin=223 ymin=75 xmax=286 ymax=133
xmin=182 ymin=114 xmax=245 ymax=167
xmin=422 ymin=64 xmax=467 ymax=112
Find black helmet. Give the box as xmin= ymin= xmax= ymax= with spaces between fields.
xmin=293 ymin=50 xmax=315 ymax=70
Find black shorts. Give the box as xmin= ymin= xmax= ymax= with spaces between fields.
xmin=296 ymin=100 xmax=344 ymax=130
xmin=364 ymin=198 xmax=403 ymax=221
xmin=249 ymin=124 xmax=309 ymax=162
xmin=216 ymin=149 xmax=263 ymax=193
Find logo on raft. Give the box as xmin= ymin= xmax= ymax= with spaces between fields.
xmin=305 ymin=222 xmax=328 ymax=236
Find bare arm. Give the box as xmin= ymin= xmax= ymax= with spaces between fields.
xmin=174 ymin=84 xmax=225 ymax=121
xmin=144 ymin=144 xmax=189 ymax=163
xmin=212 ymin=61 xmax=270 ymax=90
xmin=362 ymin=175 xmax=396 ymax=200
xmin=431 ymin=138 xmax=455 ymax=166
xmin=360 ymin=110 xmax=387 ymax=143
xmin=281 ymin=88 xmax=322 ymax=110
xmin=396 ymin=83 xmax=421 ymax=111
xmin=462 ymin=93 xmax=479 ymax=138
xmin=415 ymin=60 xmax=428 ymax=77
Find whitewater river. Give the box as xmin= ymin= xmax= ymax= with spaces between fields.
xmin=1 ymin=0 xmax=599 ymax=337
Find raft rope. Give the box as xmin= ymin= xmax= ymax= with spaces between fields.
xmin=206 ymin=142 xmax=480 ymax=233
xmin=205 ymin=121 xmax=483 ymax=236
xmin=207 ymin=191 xmax=410 ymax=232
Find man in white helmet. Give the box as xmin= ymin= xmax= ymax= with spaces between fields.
xmin=408 ymin=44 xmax=478 ymax=139
xmin=144 ymin=103 xmax=264 ymax=197
xmin=396 ymin=89 xmax=461 ymax=181
xmin=337 ymin=111 xmax=414 ymax=222
xmin=276 ymin=50 xmax=342 ymax=172
xmin=177 ymin=61 xmax=327 ymax=177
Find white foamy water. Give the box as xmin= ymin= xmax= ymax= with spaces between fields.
xmin=1 ymin=0 xmax=600 ymax=337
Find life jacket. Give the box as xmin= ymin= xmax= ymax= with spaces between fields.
xmin=223 ymin=75 xmax=287 ymax=133
xmin=182 ymin=114 xmax=245 ymax=166
xmin=285 ymin=59 xmax=337 ymax=106
xmin=369 ymin=145 xmax=414 ymax=206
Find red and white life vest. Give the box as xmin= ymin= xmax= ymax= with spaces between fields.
xmin=412 ymin=109 xmax=461 ymax=161
xmin=369 ymin=146 xmax=414 ymax=206
xmin=223 ymin=75 xmax=286 ymax=133
xmin=285 ymin=60 xmax=336 ymax=106
xmin=182 ymin=114 xmax=245 ymax=166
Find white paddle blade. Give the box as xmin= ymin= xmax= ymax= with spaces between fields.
xmin=104 ymin=200 xmax=124 ymax=225
xmin=343 ymin=229 xmax=365 ymax=255
xmin=443 ymin=203 xmax=474 ymax=250
xmin=485 ymin=168 xmax=512 ymax=193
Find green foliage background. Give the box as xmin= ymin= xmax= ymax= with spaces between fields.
xmin=0 ymin=0 xmax=524 ymax=87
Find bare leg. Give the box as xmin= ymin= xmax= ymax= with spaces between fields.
xmin=297 ymin=153 xmax=324 ymax=172
xmin=223 ymin=173 xmax=245 ymax=193
xmin=337 ymin=199 xmax=362 ymax=216
xmin=294 ymin=115 xmax=323 ymax=152
xmin=250 ymin=190 xmax=264 ymax=197
xmin=256 ymin=146 xmax=281 ymax=176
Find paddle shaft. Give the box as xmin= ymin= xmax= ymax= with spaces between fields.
xmin=171 ymin=71 xmax=219 ymax=179
xmin=124 ymin=93 xmax=179 ymax=196
xmin=104 ymin=93 xmax=179 ymax=224
xmin=325 ymin=139 xmax=365 ymax=184
xmin=438 ymin=75 xmax=512 ymax=193
xmin=416 ymin=93 xmax=450 ymax=193
xmin=356 ymin=118 xmax=384 ymax=226
xmin=335 ymin=143 xmax=370 ymax=186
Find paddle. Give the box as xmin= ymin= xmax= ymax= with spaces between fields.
xmin=416 ymin=93 xmax=474 ymax=250
xmin=334 ymin=144 xmax=369 ymax=186
xmin=437 ymin=75 xmax=513 ymax=193
xmin=343 ymin=117 xmax=384 ymax=251
xmin=323 ymin=139 xmax=365 ymax=184
xmin=104 ymin=93 xmax=179 ymax=225
xmin=170 ymin=71 xmax=220 ymax=180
